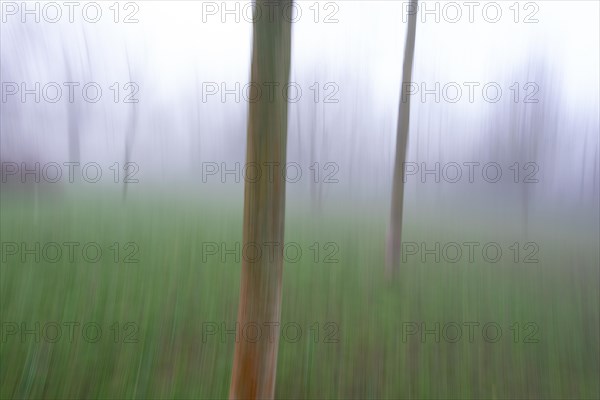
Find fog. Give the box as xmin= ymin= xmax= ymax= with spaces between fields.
xmin=2 ymin=0 xmax=599 ymax=222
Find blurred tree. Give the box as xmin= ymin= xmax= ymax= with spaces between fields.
xmin=123 ymin=54 xmax=138 ymax=201
xmin=63 ymin=48 xmax=80 ymax=165
xmin=311 ymin=100 xmax=324 ymax=213
xmin=229 ymin=1 xmax=292 ymax=399
xmin=63 ymin=24 xmax=93 ymax=166
xmin=386 ymin=0 xmax=418 ymax=277
xmin=493 ymin=57 xmax=558 ymax=240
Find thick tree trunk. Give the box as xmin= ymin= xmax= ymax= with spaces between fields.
xmin=229 ymin=1 xmax=292 ymax=399
xmin=386 ymin=0 xmax=418 ymax=278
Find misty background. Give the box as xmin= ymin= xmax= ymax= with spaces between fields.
xmin=1 ymin=0 xmax=599 ymax=235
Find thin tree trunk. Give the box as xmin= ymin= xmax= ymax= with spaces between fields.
xmin=229 ymin=1 xmax=292 ymax=399
xmin=386 ymin=0 xmax=418 ymax=277
xmin=67 ymin=106 xmax=80 ymax=163
xmin=123 ymin=58 xmax=137 ymax=201
xmin=310 ymin=100 xmax=318 ymax=212
xmin=63 ymin=49 xmax=80 ymax=164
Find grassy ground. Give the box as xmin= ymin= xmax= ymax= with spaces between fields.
xmin=1 ymin=190 xmax=598 ymax=399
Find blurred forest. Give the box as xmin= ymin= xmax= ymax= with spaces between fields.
xmin=1 ymin=1 xmax=599 ymax=399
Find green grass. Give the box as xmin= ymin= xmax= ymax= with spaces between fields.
xmin=1 ymin=190 xmax=598 ymax=399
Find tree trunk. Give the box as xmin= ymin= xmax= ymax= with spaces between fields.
xmin=123 ymin=59 xmax=137 ymax=201
xmin=229 ymin=1 xmax=292 ymax=399
xmin=386 ymin=0 xmax=418 ymax=278
xmin=63 ymin=49 xmax=80 ymax=164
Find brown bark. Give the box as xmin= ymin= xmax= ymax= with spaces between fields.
xmin=386 ymin=0 xmax=418 ymax=277
xmin=229 ymin=1 xmax=292 ymax=399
